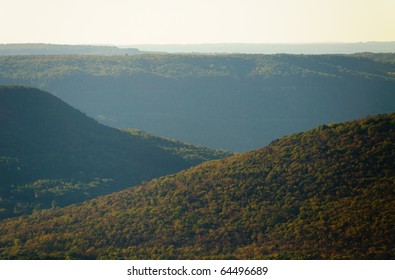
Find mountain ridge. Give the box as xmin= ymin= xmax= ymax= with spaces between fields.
xmin=126 ymin=42 xmax=395 ymax=54
xmin=1 ymin=42 xmax=394 ymax=55
xmin=1 ymin=53 xmax=394 ymax=151
xmin=0 ymin=86 xmax=231 ymax=219
xmin=1 ymin=113 xmax=393 ymax=259
xmin=0 ymin=43 xmax=141 ymax=55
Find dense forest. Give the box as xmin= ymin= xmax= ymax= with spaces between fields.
xmin=0 ymin=53 xmax=394 ymax=151
xmin=0 ymin=86 xmax=231 ymax=220
xmin=0 ymin=113 xmax=393 ymax=259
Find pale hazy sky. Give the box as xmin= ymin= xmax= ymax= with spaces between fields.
xmin=1 ymin=0 xmax=394 ymax=45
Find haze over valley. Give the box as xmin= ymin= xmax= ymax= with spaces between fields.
xmin=0 ymin=51 xmax=394 ymax=151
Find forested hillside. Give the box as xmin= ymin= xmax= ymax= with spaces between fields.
xmin=1 ymin=113 xmax=393 ymax=259
xmin=123 ymin=129 xmax=231 ymax=162
xmin=1 ymin=54 xmax=394 ymax=151
xmin=0 ymin=86 xmax=231 ymax=219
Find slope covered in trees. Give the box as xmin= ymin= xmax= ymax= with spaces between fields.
xmin=0 ymin=86 xmax=231 ymax=219
xmin=123 ymin=129 xmax=231 ymax=163
xmin=0 ymin=113 xmax=393 ymax=259
xmin=1 ymin=53 xmax=394 ymax=151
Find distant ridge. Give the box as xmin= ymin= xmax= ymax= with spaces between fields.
xmin=124 ymin=42 xmax=395 ymax=54
xmin=1 ymin=53 xmax=395 ymax=151
xmin=0 ymin=43 xmax=141 ymax=55
xmin=1 ymin=42 xmax=394 ymax=56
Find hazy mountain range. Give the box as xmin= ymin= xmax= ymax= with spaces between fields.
xmin=1 ymin=42 xmax=394 ymax=55
xmin=0 ymin=52 xmax=394 ymax=151
xmin=0 ymin=44 xmax=140 ymax=56
xmin=125 ymin=41 xmax=395 ymax=54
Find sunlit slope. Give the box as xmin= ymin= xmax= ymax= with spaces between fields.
xmin=0 ymin=113 xmax=393 ymax=259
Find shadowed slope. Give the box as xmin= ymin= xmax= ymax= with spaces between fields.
xmin=0 ymin=86 xmax=231 ymax=219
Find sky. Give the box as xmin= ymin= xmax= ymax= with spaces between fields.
xmin=1 ymin=0 xmax=394 ymax=45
